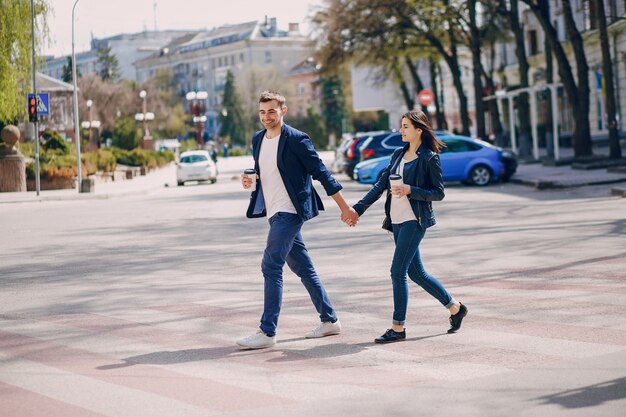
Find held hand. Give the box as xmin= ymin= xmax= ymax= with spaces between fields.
xmin=341 ymin=207 xmax=359 ymax=227
xmin=391 ymin=184 xmax=411 ymax=198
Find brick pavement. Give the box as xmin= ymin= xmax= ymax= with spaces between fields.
xmin=0 ymin=151 xmax=625 ymax=417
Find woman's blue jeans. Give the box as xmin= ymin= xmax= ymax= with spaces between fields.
xmin=260 ymin=212 xmax=337 ymax=336
xmin=391 ymin=220 xmax=455 ymax=325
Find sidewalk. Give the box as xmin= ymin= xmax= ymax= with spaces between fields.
xmin=2 ymin=151 xmax=626 ymax=203
xmin=511 ymin=162 xmax=626 ymax=191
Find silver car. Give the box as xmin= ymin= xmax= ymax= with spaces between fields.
xmin=176 ymin=150 xmax=218 ymax=186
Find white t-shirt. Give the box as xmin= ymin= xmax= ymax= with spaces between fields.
xmin=259 ymin=133 xmax=297 ymax=218
xmin=390 ymin=158 xmax=417 ymax=224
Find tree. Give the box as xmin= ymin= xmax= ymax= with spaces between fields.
xmin=313 ymin=0 xmax=473 ymax=135
xmin=219 ymin=70 xmax=251 ymax=147
xmin=292 ymin=106 xmax=328 ymax=149
xmin=61 ymin=56 xmax=80 ymax=83
xmin=496 ymin=0 xmax=532 ymax=156
xmin=141 ymin=68 xmax=187 ymax=139
xmin=112 ymin=117 xmax=139 ymax=150
xmin=239 ymin=66 xmax=291 ymax=132
xmin=97 ymin=46 xmax=120 ymax=81
xmin=320 ymin=74 xmax=349 ymax=138
xmin=521 ymin=0 xmax=592 ymax=157
xmin=593 ymin=0 xmax=621 ymax=159
xmin=77 ymin=74 xmax=134 ymax=133
xmin=0 ymin=0 xmax=49 ymax=124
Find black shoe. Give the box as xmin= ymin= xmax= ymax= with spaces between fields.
xmin=375 ymin=328 xmax=406 ymax=344
xmin=448 ymin=303 xmax=468 ymax=333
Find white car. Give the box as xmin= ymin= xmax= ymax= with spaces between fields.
xmin=176 ymin=150 xmax=218 ymax=186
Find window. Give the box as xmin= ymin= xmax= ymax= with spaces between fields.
xmin=240 ymin=53 xmax=244 ymax=63
xmin=180 ymin=154 xmax=208 ymax=163
xmin=528 ymin=30 xmax=538 ymax=55
xmin=382 ymin=133 xmax=404 ymax=149
xmin=265 ymin=51 xmax=272 ymax=63
xmin=230 ymin=55 xmax=235 ymax=66
xmin=444 ymin=140 xmax=480 ymax=153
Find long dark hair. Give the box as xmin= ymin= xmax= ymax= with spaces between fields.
xmin=401 ymin=111 xmax=445 ymax=153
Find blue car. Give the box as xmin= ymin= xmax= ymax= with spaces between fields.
xmin=353 ymin=133 xmax=517 ymax=186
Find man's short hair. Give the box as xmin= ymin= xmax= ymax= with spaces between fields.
xmin=259 ymin=90 xmax=286 ymax=107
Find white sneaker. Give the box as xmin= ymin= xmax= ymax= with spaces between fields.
xmin=237 ymin=330 xmax=276 ymax=349
xmin=305 ymin=320 xmax=342 ymax=338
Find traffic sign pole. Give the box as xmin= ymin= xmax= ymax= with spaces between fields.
xmin=30 ymin=0 xmax=40 ymax=196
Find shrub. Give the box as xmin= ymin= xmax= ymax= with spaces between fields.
xmin=179 ymin=139 xmax=197 ymax=153
xmin=41 ymin=131 xmax=71 ymax=155
xmin=112 ymin=117 xmax=140 ymax=150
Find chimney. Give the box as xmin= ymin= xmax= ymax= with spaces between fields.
xmin=288 ymin=23 xmax=300 ymax=35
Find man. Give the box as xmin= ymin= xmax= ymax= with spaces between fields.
xmin=238 ymin=90 xmax=355 ymax=349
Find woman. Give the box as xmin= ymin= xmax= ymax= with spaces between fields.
xmin=351 ymin=111 xmax=467 ymax=343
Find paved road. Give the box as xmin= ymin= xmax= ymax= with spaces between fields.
xmin=1 ymin=154 xmax=625 ymax=417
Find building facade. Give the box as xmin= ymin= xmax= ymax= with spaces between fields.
xmin=43 ymin=30 xmax=188 ymax=81
xmin=134 ymin=18 xmax=314 ymax=138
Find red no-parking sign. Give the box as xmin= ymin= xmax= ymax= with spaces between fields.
xmin=418 ymin=89 xmax=434 ymax=106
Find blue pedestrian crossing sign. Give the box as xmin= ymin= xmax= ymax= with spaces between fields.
xmin=27 ymin=93 xmax=49 ymax=115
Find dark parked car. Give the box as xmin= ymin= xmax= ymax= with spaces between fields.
xmin=358 ymin=130 xmax=402 ymax=162
xmin=341 ymin=131 xmax=391 ymax=178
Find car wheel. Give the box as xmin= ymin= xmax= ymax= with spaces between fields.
xmin=468 ymin=165 xmax=492 ymax=186
xmin=210 ymin=178 xmax=217 ymax=184
xmin=177 ymin=181 xmax=184 ymax=186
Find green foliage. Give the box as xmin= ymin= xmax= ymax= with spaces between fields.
xmin=41 ymin=131 xmax=70 ymax=155
xmin=219 ymin=70 xmax=252 ymax=146
xmin=82 ymin=149 xmax=117 ymax=174
xmin=353 ymin=110 xmax=389 ymax=133
xmin=112 ymin=117 xmax=140 ymax=150
xmin=0 ymin=0 xmax=49 ymax=124
xmin=111 ymin=146 xmax=173 ymax=168
xmin=61 ymin=56 xmax=80 ymax=83
xmin=97 ymin=46 xmax=121 ymax=81
xmin=291 ymin=106 xmax=329 ymax=149
xmin=320 ymin=75 xmax=349 ymax=136
xmin=179 ymin=139 xmax=198 ymax=153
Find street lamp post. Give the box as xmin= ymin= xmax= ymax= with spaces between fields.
xmin=186 ymin=91 xmax=208 ymax=148
xmin=81 ymin=99 xmax=101 ymax=151
xmin=135 ymin=90 xmax=154 ymax=150
xmin=71 ymin=0 xmax=83 ymax=193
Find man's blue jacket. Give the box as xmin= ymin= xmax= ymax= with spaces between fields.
xmin=246 ymin=123 xmax=343 ymax=221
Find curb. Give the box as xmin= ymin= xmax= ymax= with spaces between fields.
xmin=510 ymin=176 xmax=626 ymax=190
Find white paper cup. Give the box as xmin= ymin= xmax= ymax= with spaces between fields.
xmin=244 ymin=169 xmax=256 ymax=191
xmin=389 ymin=174 xmax=403 ymax=198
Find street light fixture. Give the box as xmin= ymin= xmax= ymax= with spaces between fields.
xmin=83 ymin=99 xmax=100 ymax=150
xmin=135 ymin=90 xmax=154 ymax=150
xmin=186 ymin=90 xmax=208 ymax=148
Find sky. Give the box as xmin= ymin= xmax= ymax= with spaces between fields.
xmin=43 ymin=0 xmax=325 ymax=57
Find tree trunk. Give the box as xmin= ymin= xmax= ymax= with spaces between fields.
xmin=404 ymin=57 xmax=428 ymax=114
xmin=392 ymin=58 xmax=415 ymax=110
xmin=522 ymin=0 xmax=593 ymax=157
xmin=469 ymin=0 xmax=486 ymax=139
xmin=545 ymin=28 xmax=555 ymax=157
xmin=431 ymin=58 xmax=447 ymax=130
xmin=595 ymin=0 xmax=621 ymax=159
xmin=562 ymin=0 xmax=592 ymax=157
xmin=394 ymin=3 xmax=470 ymax=134
xmin=510 ymin=0 xmax=532 ymax=157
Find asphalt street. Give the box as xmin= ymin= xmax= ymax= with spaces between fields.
xmin=1 ymin=154 xmax=625 ymax=417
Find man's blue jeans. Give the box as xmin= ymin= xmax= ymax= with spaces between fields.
xmin=391 ymin=220 xmax=455 ymax=325
xmin=260 ymin=212 xmax=337 ymax=336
